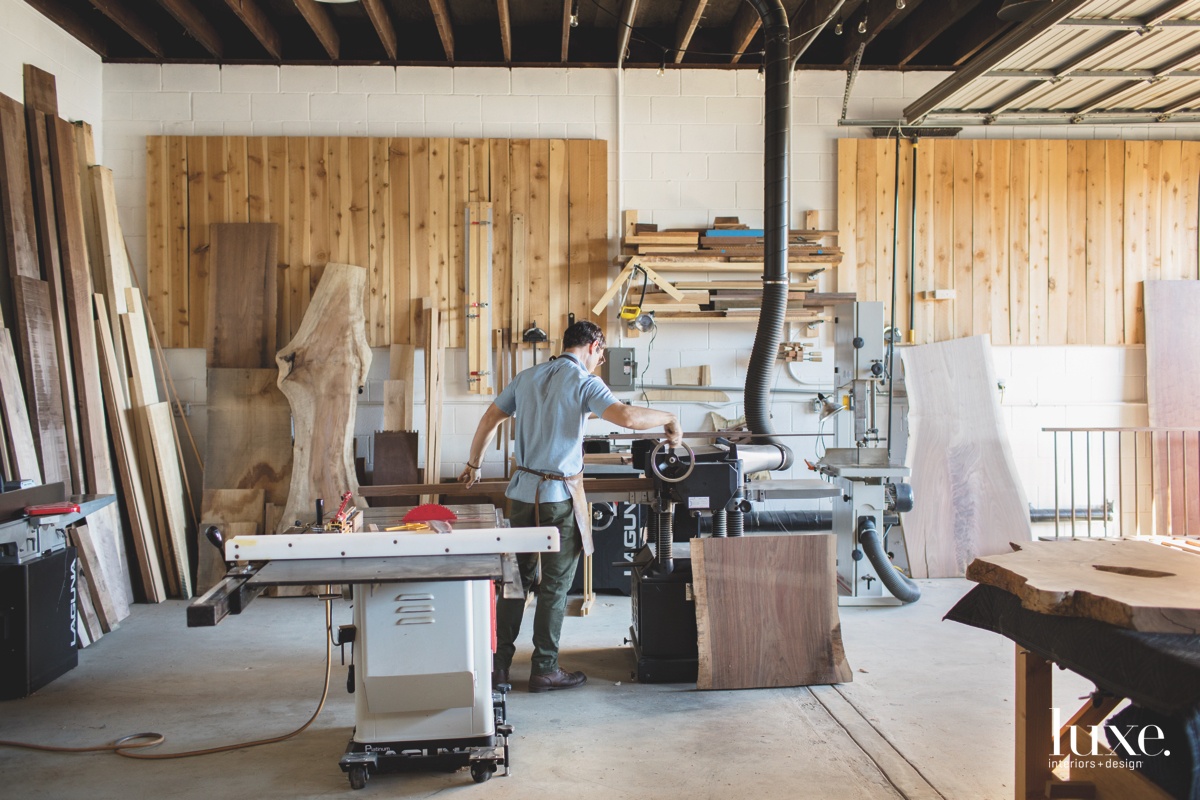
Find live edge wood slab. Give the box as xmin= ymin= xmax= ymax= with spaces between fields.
xmin=966 ymin=538 xmax=1200 ymax=634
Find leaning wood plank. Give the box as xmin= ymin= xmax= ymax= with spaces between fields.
xmin=68 ymin=523 xmax=122 ymax=633
xmin=370 ymin=430 xmax=419 ymax=508
xmin=0 ymin=92 xmax=40 ymax=328
xmin=75 ymin=571 xmax=101 ymax=646
xmin=47 ymin=116 xmax=115 ymax=496
xmin=205 ymin=368 xmax=293 ymax=505
xmin=382 ymin=379 xmax=410 ymax=432
xmin=1145 ymin=280 xmax=1200 ymax=427
xmin=207 ymin=222 xmax=279 ymax=368
xmin=0 ymin=329 xmax=41 ymax=482
xmin=693 ymin=534 xmax=852 ymax=690
xmin=95 ymin=296 xmax=165 ymax=603
xmin=13 ymin=276 xmax=70 ymax=485
xmin=275 ymin=263 xmax=371 ymax=532
xmin=967 ymin=539 xmax=1200 ymax=634
xmin=668 ymin=365 xmax=712 ymax=386
xmin=196 ymin=488 xmax=264 ymax=594
xmin=899 ymin=336 xmax=1031 ymax=578
xmin=90 ymin=166 xmax=131 ymax=385
xmin=143 ymin=402 xmax=191 ymax=598
xmin=25 ymin=109 xmax=82 ymax=493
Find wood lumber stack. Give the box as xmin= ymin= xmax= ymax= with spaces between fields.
xmin=0 ymin=65 xmax=206 ymax=637
xmin=609 ymin=211 xmax=849 ymax=325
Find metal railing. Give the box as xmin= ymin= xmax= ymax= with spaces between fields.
xmin=1043 ymin=427 xmax=1200 ymax=538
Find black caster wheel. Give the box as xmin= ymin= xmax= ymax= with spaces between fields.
xmin=470 ymin=762 xmax=494 ymax=783
xmin=348 ymin=765 xmax=369 ymax=790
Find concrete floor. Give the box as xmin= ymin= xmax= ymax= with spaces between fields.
xmin=0 ymin=579 xmax=1092 ymax=799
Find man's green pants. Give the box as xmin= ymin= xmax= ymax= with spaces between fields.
xmin=495 ymin=498 xmax=582 ymax=676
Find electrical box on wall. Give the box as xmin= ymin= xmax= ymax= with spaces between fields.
xmin=603 ymin=347 xmax=637 ymax=389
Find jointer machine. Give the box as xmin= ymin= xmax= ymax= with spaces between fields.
xmin=188 ymin=502 xmax=558 ymax=791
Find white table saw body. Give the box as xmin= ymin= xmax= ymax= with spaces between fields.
xmin=353 ymin=578 xmax=496 ymax=743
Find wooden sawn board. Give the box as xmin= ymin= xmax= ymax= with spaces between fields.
xmin=899 ymin=336 xmax=1032 ymax=577
xmin=692 ymin=534 xmax=852 ymax=690
xmin=967 ymin=538 xmax=1200 ymax=634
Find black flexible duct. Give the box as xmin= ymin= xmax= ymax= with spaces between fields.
xmin=742 ymin=0 xmax=793 ymax=472
xmin=858 ymin=517 xmax=920 ymax=604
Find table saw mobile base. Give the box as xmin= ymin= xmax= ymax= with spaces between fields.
xmin=188 ymin=511 xmax=557 ymax=791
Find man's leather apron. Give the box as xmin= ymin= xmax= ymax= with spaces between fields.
xmin=513 ymin=466 xmax=593 ymax=555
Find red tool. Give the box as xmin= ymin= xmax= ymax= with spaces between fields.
xmin=25 ymin=502 xmax=81 ymax=516
xmin=403 ymin=504 xmax=458 ymax=524
xmin=332 ymin=491 xmax=354 ymax=525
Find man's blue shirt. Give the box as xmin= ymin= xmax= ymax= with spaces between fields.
xmin=495 ymin=354 xmax=618 ymax=503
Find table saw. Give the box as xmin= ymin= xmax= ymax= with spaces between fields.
xmin=188 ymin=503 xmax=557 ymax=790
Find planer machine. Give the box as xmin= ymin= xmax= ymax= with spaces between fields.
xmin=188 ymin=503 xmax=558 ymax=791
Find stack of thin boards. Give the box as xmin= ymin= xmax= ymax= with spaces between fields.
xmin=616 ymin=211 xmax=846 ymax=325
xmin=196 ymin=223 xmax=292 ymax=594
xmin=0 ymin=65 xmax=197 ymax=647
xmin=366 ymin=343 xmax=419 ymax=508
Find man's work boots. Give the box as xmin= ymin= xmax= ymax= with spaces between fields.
xmin=491 ymin=668 xmax=510 ymax=691
xmin=528 ymin=668 xmax=587 ymax=693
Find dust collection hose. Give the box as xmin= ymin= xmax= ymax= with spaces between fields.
xmin=742 ymin=0 xmax=793 ymax=472
xmin=858 ymin=516 xmax=920 ymax=604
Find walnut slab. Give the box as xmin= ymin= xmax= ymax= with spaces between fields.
xmin=966 ymin=539 xmax=1200 ymax=634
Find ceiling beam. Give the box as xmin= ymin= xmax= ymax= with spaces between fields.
xmin=561 ymin=0 xmax=572 ymax=62
xmin=84 ymin=0 xmax=162 ymax=57
xmin=496 ymin=0 xmax=512 ymax=62
xmin=361 ymin=0 xmax=398 ymax=61
xmin=292 ymin=0 xmax=339 ymax=59
xmin=789 ymin=0 xmax=848 ymax=62
xmin=156 ymin=0 xmax=223 ymax=58
xmin=673 ymin=0 xmax=707 ymax=64
xmin=729 ymin=4 xmax=760 ymax=65
xmin=222 ymin=0 xmax=282 ymax=60
xmin=25 ymin=0 xmax=109 ymax=56
xmin=904 ymin=0 xmax=1089 ymax=122
xmin=428 ymin=0 xmax=455 ymax=62
xmin=896 ymin=0 xmax=980 ymax=66
xmin=839 ymin=0 xmax=913 ymax=66
xmin=616 ymin=0 xmax=638 ymax=67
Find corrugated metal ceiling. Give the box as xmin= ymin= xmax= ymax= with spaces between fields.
xmin=902 ymin=0 xmax=1200 ymax=125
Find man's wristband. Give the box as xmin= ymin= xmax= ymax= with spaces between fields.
xmin=466 ymin=461 xmax=480 ymax=470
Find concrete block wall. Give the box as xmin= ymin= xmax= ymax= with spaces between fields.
xmin=0 ymin=0 xmax=102 ymax=144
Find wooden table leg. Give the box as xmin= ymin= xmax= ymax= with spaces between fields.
xmin=1016 ymin=643 xmax=1054 ymax=799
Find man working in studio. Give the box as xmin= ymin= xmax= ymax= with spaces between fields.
xmin=459 ymin=320 xmax=682 ymax=693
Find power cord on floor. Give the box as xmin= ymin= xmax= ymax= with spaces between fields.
xmin=0 ymin=598 xmax=335 ymax=760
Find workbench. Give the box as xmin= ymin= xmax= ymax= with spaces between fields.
xmin=948 ymin=584 xmax=1200 ymax=799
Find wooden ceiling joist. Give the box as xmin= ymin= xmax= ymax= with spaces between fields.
xmin=729 ymin=4 xmax=760 ymax=65
xmin=789 ymin=0 xmax=848 ymax=62
xmin=673 ymin=0 xmax=707 ymax=64
xmin=897 ymin=0 xmax=981 ymax=66
xmin=155 ymin=0 xmax=223 ymax=58
xmin=428 ymin=0 xmax=455 ymax=62
xmin=361 ymin=0 xmax=398 ymax=61
xmin=25 ymin=0 xmax=109 ymax=56
xmin=561 ymin=0 xmax=573 ymax=63
xmin=293 ymin=0 xmax=340 ymax=60
xmin=839 ymin=0 xmax=912 ymax=66
xmin=616 ymin=0 xmax=638 ymax=66
xmin=496 ymin=0 xmax=512 ymax=62
xmin=86 ymin=0 xmax=163 ymax=57
xmin=222 ymin=0 xmax=282 ymax=61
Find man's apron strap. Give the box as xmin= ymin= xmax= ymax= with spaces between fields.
xmin=514 ymin=466 xmax=593 ymax=556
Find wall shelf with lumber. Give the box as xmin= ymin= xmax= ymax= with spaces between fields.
xmin=837 ymin=138 xmax=1200 ymax=346
xmin=145 ymin=136 xmax=609 ymax=350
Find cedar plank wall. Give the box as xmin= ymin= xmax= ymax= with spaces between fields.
xmin=145 ymin=137 xmax=608 ymax=350
xmin=837 ymin=139 xmax=1200 ymax=345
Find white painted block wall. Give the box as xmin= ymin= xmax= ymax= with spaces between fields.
xmin=0 ymin=0 xmax=102 ymax=148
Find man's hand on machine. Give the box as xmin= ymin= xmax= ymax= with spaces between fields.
xmin=458 ymin=462 xmax=481 ymax=487
xmin=664 ymin=417 xmax=683 ymax=448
